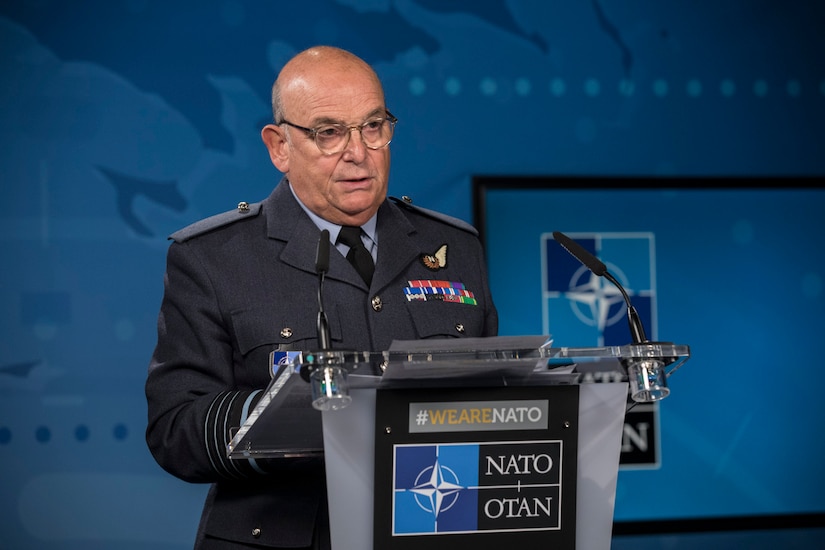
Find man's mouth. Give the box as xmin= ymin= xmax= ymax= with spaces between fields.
xmin=340 ymin=176 xmax=371 ymax=185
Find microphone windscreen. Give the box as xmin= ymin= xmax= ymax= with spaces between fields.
xmin=552 ymin=231 xmax=607 ymax=276
xmin=316 ymin=229 xmax=330 ymax=274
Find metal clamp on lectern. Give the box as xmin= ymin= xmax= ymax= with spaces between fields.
xmin=299 ymin=350 xmax=355 ymax=411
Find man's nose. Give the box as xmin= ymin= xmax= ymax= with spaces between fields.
xmin=342 ymin=126 xmax=367 ymax=159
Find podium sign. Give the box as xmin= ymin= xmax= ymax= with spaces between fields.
xmin=373 ymin=385 xmax=579 ymax=549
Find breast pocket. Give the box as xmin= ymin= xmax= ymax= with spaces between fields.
xmin=231 ymin=304 xmax=342 ymax=356
xmin=406 ymin=300 xmax=485 ymax=339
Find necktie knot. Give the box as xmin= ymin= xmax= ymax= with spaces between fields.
xmin=337 ymin=226 xmax=374 ymax=285
xmin=336 ymin=225 xmax=363 ymax=248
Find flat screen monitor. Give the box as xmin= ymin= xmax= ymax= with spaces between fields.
xmin=472 ymin=176 xmax=825 ymax=532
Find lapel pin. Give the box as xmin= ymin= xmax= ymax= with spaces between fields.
xmin=421 ymin=244 xmax=447 ymax=270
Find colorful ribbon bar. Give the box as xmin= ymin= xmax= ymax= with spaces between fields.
xmin=404 ymin=281 xmax=477 ymax=305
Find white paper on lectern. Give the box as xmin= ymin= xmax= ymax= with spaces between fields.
xmin=387 ymin=335 xmax=552 ymax=353
xmin=381 ymin=335 xmax=554 ymax=382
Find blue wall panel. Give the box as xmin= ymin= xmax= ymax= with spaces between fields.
xmin=1 ymin=1 xmax=823 ymax=548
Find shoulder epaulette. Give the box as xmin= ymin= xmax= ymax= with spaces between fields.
xmin=169 ymin=201 xmax=263 ymax=243
xmin=390 ymin=196 xmax=478 ymax=236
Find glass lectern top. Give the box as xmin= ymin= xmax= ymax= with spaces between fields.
xmin=226 ymin=336 xmax=690 ymax=459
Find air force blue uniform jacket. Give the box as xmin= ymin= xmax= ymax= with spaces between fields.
xmin=146 ymin=178 xmax=498 ymax=548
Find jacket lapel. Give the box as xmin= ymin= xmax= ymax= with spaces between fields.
xmin=371 ymin=201 xmax=420 ymax=290
xmin=263 ymin=181 xmax=367 ymax=286
xmin=264 ymin=182 xmax=320 ymax=276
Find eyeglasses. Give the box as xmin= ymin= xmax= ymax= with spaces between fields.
xmin=278 ymin=111 xmax=398 ymax=155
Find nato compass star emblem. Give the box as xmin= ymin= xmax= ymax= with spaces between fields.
xmin=543 ymin=232 xmax=655 ymax=347
xmin=393 ymin=444 xmax=480 ymax=534
xmin=564 ymin=263 xmax=631 ymax=332
xmin=409 ymin=458 xmax=464 ymax=518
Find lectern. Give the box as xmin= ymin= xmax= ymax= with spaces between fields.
xmin=228 ymin=336 xmax=689 ymax=550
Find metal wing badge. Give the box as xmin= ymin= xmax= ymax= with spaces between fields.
xmin=421 ymin=244 xmax=447 ymax=270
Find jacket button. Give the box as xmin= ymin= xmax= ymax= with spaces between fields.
xmin=455 ymin=323 xmax=465 ymax=334
xmin=280 ymin=327 xmax=293 ymax=339
xmin=238 ymin=201 xmax=250 ymax=213
xmin=371 ymin=295 xmax=383 ymax=312
xmin=252 ymin=527 xmax=261 ymax=538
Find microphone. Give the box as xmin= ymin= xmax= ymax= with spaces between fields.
xmin=315 ymin=229 xmax=331 ymax=350
xmin=552 ymin=231 xmax=647 ymax=344
xmin=304 ymin=230 xmax=354 ymax=410
xmin=553 ymin=231 xmax=674 ymax=403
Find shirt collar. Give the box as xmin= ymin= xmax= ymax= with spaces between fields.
xmin=288 ymin=181 xmax=378 ymax=247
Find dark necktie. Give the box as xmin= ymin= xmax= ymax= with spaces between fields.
xmin=337 ymin=225 xmax=374 ymax=285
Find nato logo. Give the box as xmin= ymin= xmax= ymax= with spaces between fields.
xmin=393 ymin=442 xmax=562 ymax=536
xmin=270 ymin=351 xmax=302 ymax=378
xmin=542 ymin=232 xmax=656 ymax=346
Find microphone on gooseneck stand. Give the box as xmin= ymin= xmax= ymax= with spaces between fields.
xmin=552 ymin=231 xmax=672 ymax=403
xmin=304 ymin=229 xmax=353 ymax=410
xmin=315 ymin=229 xmax=331 ymax=351
xmin=552 ymin=231 xmax=647 ymax=344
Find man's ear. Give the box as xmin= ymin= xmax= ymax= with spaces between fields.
xmin=261 ymin=124 xmax=289 ymax=173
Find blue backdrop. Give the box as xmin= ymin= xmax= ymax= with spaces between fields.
xmin=1 ymin=1 xmax=823 ymax=548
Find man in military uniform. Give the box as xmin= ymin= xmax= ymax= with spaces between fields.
xmin=146 ymin=46 xmax=498 ymax=549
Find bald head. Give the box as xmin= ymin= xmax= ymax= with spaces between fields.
xmin=270 ymin=46 xmax=384 ymax=123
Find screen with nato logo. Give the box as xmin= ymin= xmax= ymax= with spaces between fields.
xmin=473 ymin=176 xmax=825 ymax=528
